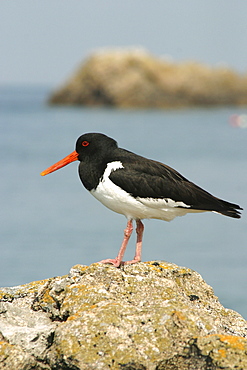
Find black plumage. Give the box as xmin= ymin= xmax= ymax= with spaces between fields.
xmin=76 ymin=133 xmax=242 ymax=219
xmin=41 ymin=132 xmax=243 ymax=267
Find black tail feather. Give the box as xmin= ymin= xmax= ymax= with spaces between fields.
xmin=192 ymin=199 xmax=243 ymax=219
xmin=215 ymin=201 xmax=243 ymax=219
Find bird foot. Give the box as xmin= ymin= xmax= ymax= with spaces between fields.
xmin=123 ymin=257 xmax=141 ymax=265
xmin=98 ymin=258 xmax=123 ymax=268
xmin=98 ymin=257 xmax=141 ymax=267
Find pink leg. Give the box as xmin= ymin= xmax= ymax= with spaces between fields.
xmin=98 ymin=220 xmax=133 ymax=267
xmin=124 ymin=220 xmax=144 ymax=265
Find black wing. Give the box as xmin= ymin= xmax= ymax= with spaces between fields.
xmin=109 ymin=149 xmax=242 ymax=219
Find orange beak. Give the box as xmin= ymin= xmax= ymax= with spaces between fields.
xmin=40 ymin=150 xmax=78 ymax=176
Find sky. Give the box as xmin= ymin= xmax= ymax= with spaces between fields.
xmin=1 ymin=1 xmax=247 ymax=86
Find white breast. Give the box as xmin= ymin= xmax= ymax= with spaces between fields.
xmin=90 ymin=161 xmax=202 ymax=222
xmin=90 ymin=161 xmax=145 ymax=219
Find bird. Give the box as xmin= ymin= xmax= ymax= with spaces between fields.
xmin=41 ymin=132 xmax=242 ymax=267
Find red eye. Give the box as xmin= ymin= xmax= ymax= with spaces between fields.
xmin=82 ymin=141 xmax=89 ymax=147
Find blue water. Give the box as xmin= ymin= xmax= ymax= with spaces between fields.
xmin=0 ymin=86 xmax=246 ymax=319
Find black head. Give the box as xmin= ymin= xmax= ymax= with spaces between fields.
xmin=41 ymin=133 xmax=118 ymax=180
xmin=75 ymin=133 xmax=118 ymax=162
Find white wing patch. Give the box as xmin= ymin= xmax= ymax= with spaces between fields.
xmin=137 ymin=197 xmax=190 ymax=209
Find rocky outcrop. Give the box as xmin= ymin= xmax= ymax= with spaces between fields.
xmin=48 ymin=49 xmax=247 ymax=108
xmin=0 ymin=261 xmax=246 ymax=369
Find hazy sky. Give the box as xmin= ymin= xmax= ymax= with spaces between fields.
xmin=1 ymin=1 xmax=247 ymax=86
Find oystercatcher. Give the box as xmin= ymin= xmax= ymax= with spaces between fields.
xmin=41 ymin=133 xmax=242 ymax=267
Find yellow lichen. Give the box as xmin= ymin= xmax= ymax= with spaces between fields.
xmin=172 ymin=310 xmax=186 ymax=323
xmin=218 ymin=348 xmax=226 ymax=357
xmin=203 ymin=334 xmax=247 ymax=352
xmin=218 ymin=335 xmax=245 ymax=351
xmin=0 ymin=341 xmax=14 ymax=357
xmin=146 ymin=261 xmax=173 ymax=272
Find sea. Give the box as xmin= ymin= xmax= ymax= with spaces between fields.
xmin=0 ymin=85 xmax=246 ymax=319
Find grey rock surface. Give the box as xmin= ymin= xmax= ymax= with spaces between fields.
xmin=0 ymin=261 xmax=247 ymax=369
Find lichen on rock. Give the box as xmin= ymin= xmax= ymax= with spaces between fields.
xmin=0 ymin=261 xmax=246 ymax=369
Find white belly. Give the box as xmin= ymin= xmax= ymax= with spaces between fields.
xmin=90 ymin=161 xmax=199 ymax=222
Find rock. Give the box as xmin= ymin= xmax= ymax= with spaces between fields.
xmin=48 ymin=49 xmax=247 ymax=108
xmin=0 ymin=261 xmax=247 ymax=369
